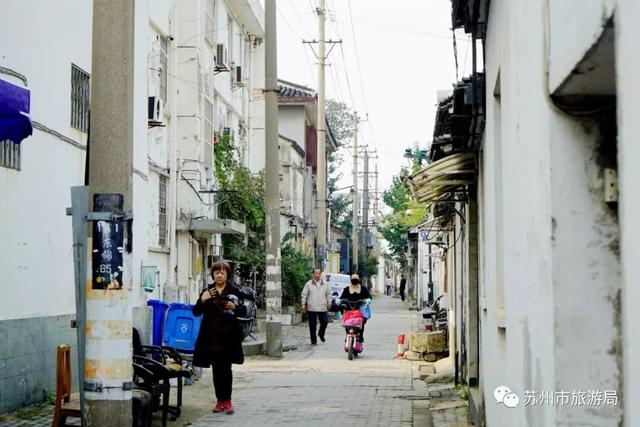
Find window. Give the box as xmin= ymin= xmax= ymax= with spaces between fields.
xmin=159 ymin=38 xmax=168 ymax=104
xmin=205 ymin=0 xmax=215 ymax=45
xmin=70 ymin=64 xmax=90 ymax=132
xmin=159 ymin=175 xmax=168 ymax=247
xmin=204 ymin=98 xmax=214 ymax=166
xmin=0 ymin=140 xmax=21 ymax=170
xmin=227 ymin=17 xmax=234 ymax=64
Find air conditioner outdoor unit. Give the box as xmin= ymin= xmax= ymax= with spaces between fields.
xmin=233 ymin=65 xmax=244 ymax=87
xmin=215 ymin=44 xmax=228 ymax=70
xmin=148 ymin=96 xmax=164 ymax=124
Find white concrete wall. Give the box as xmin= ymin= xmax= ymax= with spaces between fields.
xmin=480 ymin=0 xmax=622 ymax=425
xmin=279 ymin=106 xmax=306 ymax=149
xmin=616 ymin=0 xmax=640 ymax=423
xmin=548 ymin=0 xmax=616 ymax=93
xmin=0 ymin=0 xmax=91 ymax=320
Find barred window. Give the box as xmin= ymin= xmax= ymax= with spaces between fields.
xmin=205 ymin=0 xmax=215 ymax=45
xmin=70 ymin=64 xmax=90 ymax=132
xmin=159 ymin=38 xmax=168 ymax=104
xmin=0 ymin=140 xmax=21 ymax=171
xmin=204 ymin=98 xmax=214 ymax=166
xmin=159 ymin=175 xmax=168 ymax=247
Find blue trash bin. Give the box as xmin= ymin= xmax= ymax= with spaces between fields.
xmin=162 ymin=303 xmax=202 ymax=353
xmin=147 ymin=299 xmax=169 ymax=346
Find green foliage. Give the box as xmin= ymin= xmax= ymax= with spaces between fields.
xmin=403 ymin=142 xmax=429 ymax=173
xmin=326 ymin=99 xmax=357 ymax=146
xmin=280 ymin=232 xmax=314 ymax=307
xmin=326 ymin=99 xmax=357 ymax=231
xmin=214 ymin=135 xmax=313 ymax=306
xmin=214 ymin=132 xmax=266 ymax=267
xmin=379 ymin=170 xmax=426 ymax=266
xmin=358 ymin=252 xmax=379 ymax=279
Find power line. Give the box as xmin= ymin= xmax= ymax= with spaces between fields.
xmin=346 ymin=0 xmax=376 ymax=150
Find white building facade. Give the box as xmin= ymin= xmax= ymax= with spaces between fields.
xmin=407 ymin=0 xmax=638 ymax=425
xmin=0 ymin=0 xmax=265 ymax=413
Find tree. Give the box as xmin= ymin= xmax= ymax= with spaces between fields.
xmin=326 ymin=99 xmax=357 ymax=228
xmin=214 ymin=132 xmax=265 ymax=267
xmin=280 ymin=233 xmax=314 ymax=307
xmin=378 ymin=168 xmax=427 ymax=266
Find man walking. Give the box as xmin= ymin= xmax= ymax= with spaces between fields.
xmin=399 ymin=274 xmax=406 ymax=302
xmin=301 ymin=268 xmax=332 ymax=345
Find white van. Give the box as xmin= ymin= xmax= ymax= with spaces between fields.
xmin=324 ymin=273 xmax=351 ymax=297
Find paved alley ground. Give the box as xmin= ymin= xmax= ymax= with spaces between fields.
xmin=0 ymin=296 xmax=472 ymax=427
xmin=191 ymin=295 xmax=416 ymax=427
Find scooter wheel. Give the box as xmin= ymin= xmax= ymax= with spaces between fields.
xmin=347 ymin=336 xmax=354 ymax=360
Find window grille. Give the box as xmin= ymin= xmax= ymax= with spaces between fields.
xmin=205 ymin=0 xmax=215 ymax=45
xmin=0 ymin=140 xmax=21 ymax=171
xmin=70 ymin=64 xmax=90 ymax=132
xmin=159 ymin=38 xmax=168 ymax=104
xmin=159 ymin=175 xmax=168 ymax=247
xmin=204 ymin=98 xmax=214 ymax=166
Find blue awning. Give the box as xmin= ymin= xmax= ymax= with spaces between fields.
xmin=0 ymin=78 xmax=32 ymax=144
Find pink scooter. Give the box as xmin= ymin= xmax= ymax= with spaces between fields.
xmin=341 ymin=299 xmax=365 ymax=360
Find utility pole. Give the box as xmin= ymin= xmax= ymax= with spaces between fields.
xmin=84 ymin=0 xmax=135 ymax=424
xmin=362 ymin=148 xmax=370 ymax=286
xmin=302 ymin=2 xmax=340 ymax=270
xmin=316 ymin=0 xmax=327 ymax=269
xmin=374 ymin=162 xmax=379 ymax=225
xmin=351 ymin=115 xmax=359 ymax=274
xmin=264 ymin=0 xmax=283 ymax=357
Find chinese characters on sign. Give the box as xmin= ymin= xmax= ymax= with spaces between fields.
xmin=495 ymin=386 xmax=618 ymax=409
xmin=522 ymin=390 xmax=618 ymax=407
xmin=92 ymin=220 xmax=124 ymax=290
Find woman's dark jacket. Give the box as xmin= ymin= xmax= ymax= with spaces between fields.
xmin=339 ymin=285 xmax=372 ymax=308
xmin=192 ymin=282 xmax=246 ymax=367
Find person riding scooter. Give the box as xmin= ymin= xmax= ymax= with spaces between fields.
xmin=338 ymin=273 xmax=372 ymax=342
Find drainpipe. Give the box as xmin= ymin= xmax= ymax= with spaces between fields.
xmin=167 ymin=4 xmax=179 ymax=297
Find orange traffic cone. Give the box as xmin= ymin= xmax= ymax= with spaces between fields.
xmin=396 ymin=334 xmax=406 ymax=358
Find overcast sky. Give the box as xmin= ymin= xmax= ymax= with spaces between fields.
xmin=265 ymin=0 xmax=473 ymax=212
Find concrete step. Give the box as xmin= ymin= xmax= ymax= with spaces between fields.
xmin=242 ymin=338 xmax=265 ymax=356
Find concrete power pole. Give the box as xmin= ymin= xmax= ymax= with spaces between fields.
xmin=374 ymin=162 xmax=379 ymax=225
xmin=264 ymin=0 xmax=283 ymax=357
xmin=85 ymin=0 xmax=135 ymax=424
xmin=351 ymin=116 xmax=359 ymax=274
xmin=362 ymin=149 xmax=370 ymax=285
xmin=316 ymin=0 xmax=327 ymax=269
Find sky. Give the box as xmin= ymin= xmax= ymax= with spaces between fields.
xmin=262 ymin=0 xmax=474 ymax=214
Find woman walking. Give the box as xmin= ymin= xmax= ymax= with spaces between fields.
xmin=192 ymin=262 xmax=246 ymax=414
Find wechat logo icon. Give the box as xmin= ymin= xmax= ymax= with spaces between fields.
xmin=494 ymin=386 xmax=520 ymax=408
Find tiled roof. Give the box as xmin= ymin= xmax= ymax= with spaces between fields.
xmin=277 ymin=79 xmax=315 ymax=98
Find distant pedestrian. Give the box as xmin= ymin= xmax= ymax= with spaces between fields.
xmin=192 ymin=262 xmax=246 ymax=415
xmin=301 ymin=268 xmax=332 ymax=345
xmin=399 ymin=274 xmax=406 ymax=302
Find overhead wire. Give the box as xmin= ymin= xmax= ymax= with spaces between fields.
xmin=346 ymin=0 xmax=376 ymax=151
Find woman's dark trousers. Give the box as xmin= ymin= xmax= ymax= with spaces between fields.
xmin=212 ymin=362 xmax=233 ymax=402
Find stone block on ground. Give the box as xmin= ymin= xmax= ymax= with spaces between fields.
xmin=403 ymin=350 xmax=423 ymax=361
xmin=418 ymin=364 xmax=436 ymax=380
xmin=409 ymin=331 xmax=446 ymax=353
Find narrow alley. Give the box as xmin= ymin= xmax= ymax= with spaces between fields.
xmin=192 ymin=295 xmax=416 ymax=426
